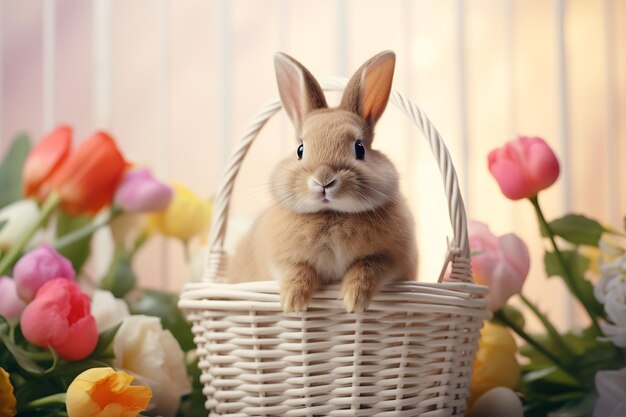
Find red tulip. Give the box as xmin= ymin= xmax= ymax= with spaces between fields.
xmin=49 ymin=131 xmax=127 ymax=215
xmin=488 ymin=136 xmax=560 ymax=200
xmin=21 ymin=278 xmax=98 ymax=360
xmin=23 ymin=126 xmax=72 ymax=198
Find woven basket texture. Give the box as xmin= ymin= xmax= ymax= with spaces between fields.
xmin=179 ymin=78 xmax=490 ymax=416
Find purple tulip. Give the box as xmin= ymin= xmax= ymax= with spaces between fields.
xmin=114 ymin=168 xmax=173 ymax=212
xmin=13 ymin=244 xmax=76 ymax=302
xmin=0 ymin=276 xmax=26 ymax=322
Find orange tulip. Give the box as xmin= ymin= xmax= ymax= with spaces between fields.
xmin=0 ymin=367 xmax=17 ymax=417
xmin=23 ymin=125 xmax=72 ymax=198
xmin=49 ymin=132 xmax=127 ymax=215
xmin=66 ymin=367 xmax=152 ymax=417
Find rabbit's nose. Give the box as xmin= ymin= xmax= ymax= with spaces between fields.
xmin=308 ymin=176 xmax=339 ymax=192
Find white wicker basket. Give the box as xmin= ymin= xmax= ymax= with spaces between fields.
xmin=179 ymin=78 xmax=490 ymax=417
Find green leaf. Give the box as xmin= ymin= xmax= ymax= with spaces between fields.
xmin=90 ymin=321 xmax=122 ymax=359
xmin=100 ymin=247 xmax=137 ymax=298
xmin=544 ymin=250 xmax=605 ymax=318
xmin=129 ymin=289 xmax=194 ymax=351
xmin=0 ymin=332 xmax=58 ymax=375
xmin=0 ymin=133 xmax=31 ymax=209
xmin=546 ymin=214 xmax=608 ymax=246
xmin=56 ymin=212 xmax=92 ymax=272
xmin=547 ymin=391 xmax=598 ymax=417
xmin=46 ymin=358 xmax=111 ymax=378
xmin=572 ymin=345 xmax=626 ymax=383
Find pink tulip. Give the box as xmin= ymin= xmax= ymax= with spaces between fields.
xmin=469 ymin=220 xmax=530 ymax=311
xmin=488 ymin=136 xmax=560 ymax=200
xmin=13 ymin=244 xmax=75 ymax=302
xmin=0 ymin=276 xmax=26 ymax=322
xmin=114 ymin=168 xmax=173 ymax=212
xmin=21 ymin=278 xmax=98 ymax=360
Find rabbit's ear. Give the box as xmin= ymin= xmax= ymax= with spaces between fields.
xmin=274 ymin=53 xmax=328 ymax=135
xmin=341 ymin=51 xmax=395 ymax=129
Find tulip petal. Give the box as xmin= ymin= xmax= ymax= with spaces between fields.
xmin=50 ymin=132 xmax=127 ymax=215
xmin=66 ymin=367 xmax=152 ymax=417
xmin=0 ymin=200 xmax=40 ymax=251
xmin=21 ymin=279 xmax=98 ymax=360
xmin=113 ymin=315 xmax=190 ymax=416
xmin=114 ymin=169 xmax=173 ymax=213
xmin=499 ymin=233 xmax=530 ymax=279
xmin=0 ymin=277 xmax=26 ymax=322
xmin=14 ymin=243 xmax=76 ymax=302
xmin=488 ymin=136 xmax=560 ymax=200
xmin=23 ymin=126 xmax=72 ymax=197
xmin=488 ymin=157 xmax=535 ymax=200
xmin=525 ymin=138 xmax=560 ymax=191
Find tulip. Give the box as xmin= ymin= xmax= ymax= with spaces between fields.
xmin=113 ymin=315 xmax=191 ymax=417
xmin=0 ymin=367 xmax=16 ymax=417
xmin=114 ymin=168 xmax=173 ymax=213
xmin=90 ymin=289 xmax=130 ymax=332
xmin=0 ymin=277 xmax=26 ymax=322
xmin=594 ymin=367 xmax=626 ymax=417
xmin=469 ymin=220 xmax=530 ymax=311
xmin=66 ymin=367 xmax=152 ymax=417
xmin=471 ymin=387 xmax=523 ymax=417
xmin=148 ymin=183 xmax=212 ymax=242
xmin=488 ymin=136 xmax=560 ymax=200
xmin=23 ymin=125 xmax=72 ymax=198
xmin=469 ymin=321 xmax=520 ymax=407
xmin=21 ymin=278 xmax=98 ymax=360
xmin=0 ymin=199 xmax=39 ymax=250
xmin=13 ymin=244 xmax=75 ymax=302
xmin=49 ymin=131 xmax=127 ymax=215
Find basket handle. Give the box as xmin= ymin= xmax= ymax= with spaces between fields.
xmin=202 ymin=77 xmax=472 ymax=284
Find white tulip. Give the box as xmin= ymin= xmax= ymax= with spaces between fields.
xmin=0 ymin=199 xmax=39 ymax=250
xmin=594 ymin=367 xmax=626 ymax=417
xmin=113 ymin=315 xmax=191 ymax=417
xmin=90 ymin=289 xmax=130 ymax=332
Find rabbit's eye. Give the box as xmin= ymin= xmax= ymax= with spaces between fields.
xmin=355 ymin=140 xmax=365 ymax=160
xmin=297 ymin=143 xmax=304 ymax=160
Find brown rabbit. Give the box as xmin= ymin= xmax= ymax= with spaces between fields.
xmin=228 ymin=51 xmax=417 ymax=313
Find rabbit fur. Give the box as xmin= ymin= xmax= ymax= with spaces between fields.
xmin=228 ymin=51 xmax=417 ymax=313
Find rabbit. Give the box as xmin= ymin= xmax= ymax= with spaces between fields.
xmin=227 ymin=51 xmax=417 ymax=313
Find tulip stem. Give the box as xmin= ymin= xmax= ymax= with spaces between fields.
xmin=0 ymin=193 xmax=61 ymax=275
xmin=54 ymin=206 xmax=123 ymax=250
xmin=494 ymin=310 xmax=582 ymax=384
xmin=529 ymin=196 xmax=602 ymax=334
xmin=519 ymin=293 xmax=575 ymax=360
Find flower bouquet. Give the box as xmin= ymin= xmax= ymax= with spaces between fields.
xmin=466 ymin=136 xmax=626 ymax=416
xmin=0 ymin=127 xmax=211 ymax=417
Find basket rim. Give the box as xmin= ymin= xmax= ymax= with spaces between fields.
xmin=179 ymin=281 xmax=490 ymax=316
xmin=182 ymin=280 xmax=488 ymax=295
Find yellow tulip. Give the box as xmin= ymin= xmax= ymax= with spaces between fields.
xmin=148 ymin=183 xmax=212 ymax=241
xmin=0 ymin=368 xmax=16 ymax=417
xmin=469 ymin=321 xmax=520 ymax=409
xmin=66 ymin=367 xmax=152 ymax=417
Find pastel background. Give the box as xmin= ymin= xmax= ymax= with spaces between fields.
xmin=1 ymin=0 xmax=624 ymax=330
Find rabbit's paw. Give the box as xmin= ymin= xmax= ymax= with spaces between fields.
xmin=340 ymin=276 xmax=376 ymax=313
xmin=280 ymin=269 xmax=319 ymax=313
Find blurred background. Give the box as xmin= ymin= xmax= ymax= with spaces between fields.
xmin=0 ymin=0 xmax=624 ymax=330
